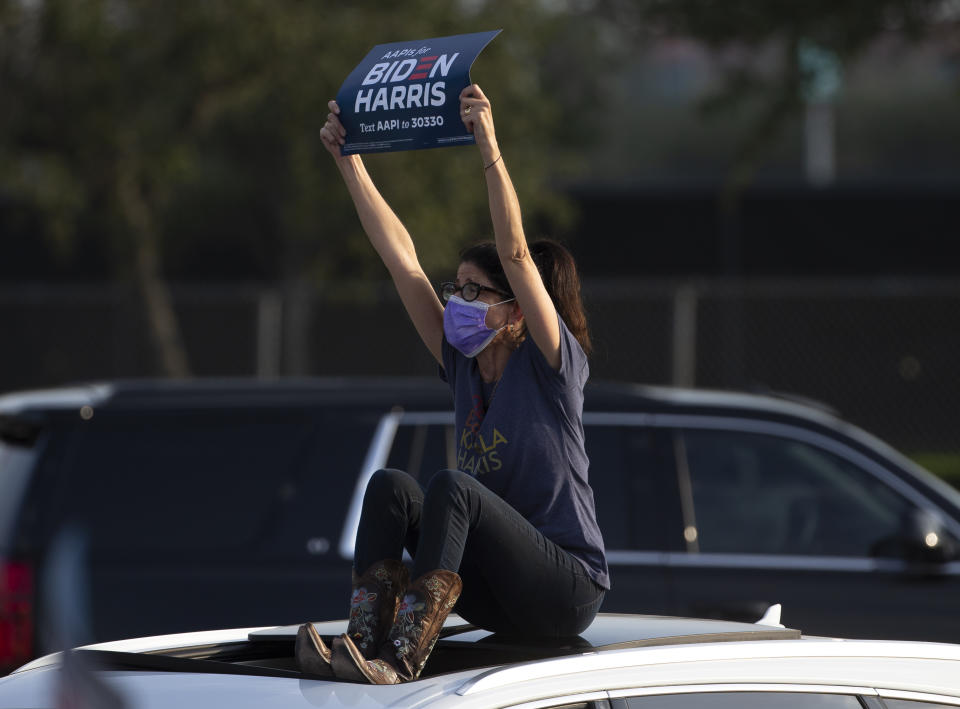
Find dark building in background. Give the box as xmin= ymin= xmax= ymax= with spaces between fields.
xmin=567 ymin=181 xmax=960 ymax=278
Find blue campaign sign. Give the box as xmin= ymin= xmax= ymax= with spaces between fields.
xmin=336 ymin=30 xmax=501 ymax=155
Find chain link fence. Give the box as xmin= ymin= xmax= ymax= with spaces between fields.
xmin=1 ymin=278 xmax=957 ymax=475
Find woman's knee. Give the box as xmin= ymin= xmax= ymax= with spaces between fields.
xmin=365 ymin=468 xmax=418 ymax=504
xmin=425 ymin=468 xmax=477 ymax=501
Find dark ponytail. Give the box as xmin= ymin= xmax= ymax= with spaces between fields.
xmin=530 ymin=240 xmax=592 ymax=356
xmin=460 ymin=240 xmax=592 ymax=356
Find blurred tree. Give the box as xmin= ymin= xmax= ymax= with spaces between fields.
xmin=0 ymin=0 xmax=618 ymax=375
xmin=598 ymin=0 xmax=955 ymax=199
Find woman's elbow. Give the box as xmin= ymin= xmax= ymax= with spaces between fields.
xmin=498 ymin=242 xmax=529 ymax=266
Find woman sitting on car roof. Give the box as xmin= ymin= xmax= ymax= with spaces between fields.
xmin=297 ymin=84 xmax=609 ymax=685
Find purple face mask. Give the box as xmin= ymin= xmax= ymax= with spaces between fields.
xmin=443 ymin=294 xmax=515 ymax=358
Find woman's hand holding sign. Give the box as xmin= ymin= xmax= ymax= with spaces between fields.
xmin=320 ymin=100 xmax=348 ymax=160
xmin=459 ymin=84 xmax=501 ymax=171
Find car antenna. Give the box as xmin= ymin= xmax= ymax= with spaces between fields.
xmin=755 ymin=604 xmax=785 ymax=628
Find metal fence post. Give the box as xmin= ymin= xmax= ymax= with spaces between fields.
xmin=672 ymin=283 xmax=698 ymax=388
xmin=282 ymin=279 xmax=313 ymax=377
xmin=256 ymin=289 xmax=283 ymax=379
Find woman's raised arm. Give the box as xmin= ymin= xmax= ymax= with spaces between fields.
xmin=458 ymin=86 xmax=562 ymax=370
xmin=321 ymin=101 xmax=444 ymax=364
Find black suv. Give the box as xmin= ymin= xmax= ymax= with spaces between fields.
xmin=2 ymin=377 xmax=959 ymax=674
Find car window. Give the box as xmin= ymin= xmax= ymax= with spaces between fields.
xmin=383 ymin=420 xmax=681 ymax=553
xmin=387 ymin=423 xmax=456 ymax=486
xmin=337 ymin=416 xmax=683 ymax=564
xmin=25 ymin=408 xmax=374 ymax=556
xmin=680 ymin=429 xmax=918 ymax=557
xmin=620 ymin=691 xmax=864 ymax=708
xmin=585 ymin=424 xmax=679 ymax=552
xmin=881 ymin=699 xmax=960 ymax=708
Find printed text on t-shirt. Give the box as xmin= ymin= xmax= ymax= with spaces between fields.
xmin=458 ymin=394 xmax=509 ymax=475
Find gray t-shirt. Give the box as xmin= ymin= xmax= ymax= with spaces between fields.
xmin=440 ymin=316 xmax=610 ymax=589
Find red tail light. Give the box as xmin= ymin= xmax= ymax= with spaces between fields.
xmin=0 ymin=559 xmax=34 ymax=671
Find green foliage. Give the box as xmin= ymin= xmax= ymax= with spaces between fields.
xmin=0 ymin=0 xmax=617 ymax=285
xmin=618 ymin=0 xmax=940 ymax=48
xmin=595 ymin=0 xmax=952 ymax=194
xmin=912 ymin=453 xmax=960 ymax=491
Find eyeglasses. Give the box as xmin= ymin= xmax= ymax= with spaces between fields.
xmin=439 ymin=281 xmax=511 ymax=303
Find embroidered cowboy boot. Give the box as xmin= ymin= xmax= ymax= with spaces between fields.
xmin=340 ymin=569 xmax=462 ymax=684
xmin=295 ymin=559 xmax=408 ymax=677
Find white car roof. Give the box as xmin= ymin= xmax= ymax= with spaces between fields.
xmin=3 ymin=615 xmax=960 ymax=709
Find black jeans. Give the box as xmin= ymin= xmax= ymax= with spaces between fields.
xmin=354 ymin=468 xmax=605 ymax=637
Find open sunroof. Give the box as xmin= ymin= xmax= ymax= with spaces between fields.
xmin=64 ymin=614 xmax=800 ymax=682
xmin=245 ymin=614 xmax=801 ymax=678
